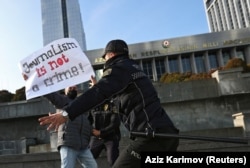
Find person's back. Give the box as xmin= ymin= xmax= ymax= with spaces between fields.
xmin=107 ymin=57 xmax=176 ymax=133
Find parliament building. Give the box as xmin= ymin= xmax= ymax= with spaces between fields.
xmin=85 ymin=28 xmax=250 ymax=82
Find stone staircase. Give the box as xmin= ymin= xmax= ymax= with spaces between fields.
xmin=0 ymin=126 xmax=249 ymax=168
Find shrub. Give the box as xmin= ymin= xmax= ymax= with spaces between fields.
xmin=160 ymin=58 xmax=249 ymax=84
xmin=223 ymin=58 xmax=247 ymax=71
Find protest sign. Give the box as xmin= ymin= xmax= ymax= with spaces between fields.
xmin=19 ymin=38 xmax=95 ymax=100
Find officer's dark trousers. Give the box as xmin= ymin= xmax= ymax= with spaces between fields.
xmin=89 ymin=136 xmax=120 ymax=166
xmin=112 ymin=128 xmax=179 ymax=168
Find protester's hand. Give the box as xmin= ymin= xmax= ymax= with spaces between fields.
xmin=38 ymin=112 xmax=67 ymax=131
xmin=92 ymin=128 xmax=101 ymax=137
xmin=89 ymin=75 xmax=97 ymax=88
xmin=22 ymin=74 xmax=28 ymax=81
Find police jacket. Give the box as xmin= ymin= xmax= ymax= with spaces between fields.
xmin=65 ymin=54 xmax=178 ymax=133
xmin=45 ymin=93 xmax=91 ymax=150
xmin=88 ymin=100 xmax=121 ymax=140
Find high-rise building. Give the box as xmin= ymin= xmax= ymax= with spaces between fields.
xmin=41 ymin=0 xmax=87 ymax=91
xmin=204 ymin=0 xmax=250 ymax=32
xmin=41 ymin=0 xmax=86 ymax=51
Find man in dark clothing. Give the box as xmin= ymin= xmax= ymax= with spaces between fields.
xmin=44 ymin=86 xmax=97 ymax=168
xmin=39 ymin=39 xmax=179 ymax=168
xmin=88 ymin=99 xmax=121 ymax=166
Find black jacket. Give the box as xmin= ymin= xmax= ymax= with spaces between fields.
xmin=88 ymin=100 xmax=121 ymax=140
xmin=65 ymin=54 xmax=178 ymax=133
xmin=45 ymin=93 xmax=91 ymax=150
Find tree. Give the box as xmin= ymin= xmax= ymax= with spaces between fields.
xmin=0 ymin=90 xmax=14 ymax=103
xmin=11 ymin=87 xmax=26 ymax=101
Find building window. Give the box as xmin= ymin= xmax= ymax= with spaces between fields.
xmin=181 ymin=54 xmax=192 ymax=73
xmin=236 ymin=47 xmax=245 ymax=60
xmin=208 ymin=51 xmax=219 ymax=69
xmin=168 ymin=56 xmax=179 ymax=73
xmin=155 ymin=58 xmax=166 ymax=80
xmin=195 ymin=53 xmax=206 ymax=73
xmin=95 ymin=69 xmax=103 ymax=81
xmin=222 ymin=49 xmax=231 ymax=65
xmin=142 ymin=59 xmax=153 ymax=80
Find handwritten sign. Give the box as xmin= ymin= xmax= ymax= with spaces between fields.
xmin=19 ymin=38 xmax=95 ymax=100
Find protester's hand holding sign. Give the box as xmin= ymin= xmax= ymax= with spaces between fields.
xmin=19 ymin=38 xmax=95 ymax=100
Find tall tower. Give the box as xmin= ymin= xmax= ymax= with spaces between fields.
xmin=204 ymin=0 xmax=250 ymax=32
xmin=41 ymin=0 xmax=87 ymax=51
xmin=41 ymin=0 xmax=88 ymax=91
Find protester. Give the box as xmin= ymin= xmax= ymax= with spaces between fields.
xmin=44 ymin=86 xmax=97 ymax=168
xmin=39 ymin=39 xmax=179 ymax=168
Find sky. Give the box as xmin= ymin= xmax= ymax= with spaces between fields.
xmin=0 ymin=0 xmax=209 ymax=93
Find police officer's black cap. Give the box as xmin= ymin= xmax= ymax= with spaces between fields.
xmin=102 ymin=39 xmax=129 ymax=58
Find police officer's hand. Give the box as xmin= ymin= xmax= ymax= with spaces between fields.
xmin=38 ymin=112 xmax=67 ymax=131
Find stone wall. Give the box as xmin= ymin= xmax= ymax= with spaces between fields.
xmin=0 ymin=68 xmax=250 ymax=167
xmin=154 ymin=67 xmax=250 ymax=131
xmin=0 ymin=98 xmax=56 ymax=155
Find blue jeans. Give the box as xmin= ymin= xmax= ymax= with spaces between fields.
xmin=60 ymin=146 xmax=97 ymax=168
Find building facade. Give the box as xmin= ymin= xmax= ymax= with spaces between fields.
xmin=85 ymin=28 xmax=250 ymax=82
xmin=204 ymin=0 xmax=250 ymax=32
xmin=41 ymin=0 xmax=86 ymax=51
